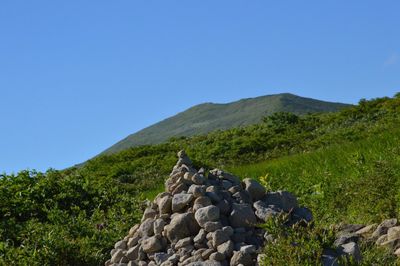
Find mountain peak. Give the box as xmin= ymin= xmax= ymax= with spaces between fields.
xmin=100 ymin=93 xmax=350 ymax=155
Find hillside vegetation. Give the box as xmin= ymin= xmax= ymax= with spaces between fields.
xmin=1 ymin=94 xmax=400 ymax=265
xmin=102 ymin=93 xmax=349 ymax=155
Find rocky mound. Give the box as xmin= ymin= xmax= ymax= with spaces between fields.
xmin=105 ymin=151 xmax=312 ymax=266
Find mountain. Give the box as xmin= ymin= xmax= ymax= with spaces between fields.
xmin=101 ymin=93 xmax=350 ymax=155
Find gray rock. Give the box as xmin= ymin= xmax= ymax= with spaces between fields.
xmin=188 ymin=185 xmax=205 ymax=198
xmin=175 ymin=237 xmax=192 ymax=249
xmin=230 ymin=251 xmax=253 ymax=266
xmin=205 ymin=191 xmax=222 ymax=203
xmin=222 ymin=226 xmax=234 ymax=237
xmin=195 ymin=206 xmax=220 ymax=227
xmin=229 ymin=203 xmax=257 ymax=228
xmin=240 ymin=245 xmax=256 ymax=254
xmin=334 ymin=233 xmax=359 ymax=247
xmin=253 ymin=201 xmax=279 ymax=221
xmin=211 ymin=229 xmax=230 ymax=247
xmin=142 ymin=207 xmax=158 ymax=222
xmin=203 ymin=221 xmax=222 ymax=232
xmin=142 ymin=235 xmax=164 ymax=253
xmin=193 ymin=196 xmax=213 ymax=211
xmin=216 ymin=200 xmax=231 ymax=216
xmin=139 ymin=218 xmax=155 ymax=237
xmin=165 ymin=213 xmax=200 ymax=243
xmin=387 ymin=226 xmax=400 ymax=241
xmin=158 ymin=196 xmax=172 ymax=215
xmin=194 ymin=229 xmax=207 ymax=244
xmin=154 ymin=218 xmax=166 ymax=236
xmin=187 ymin=261 xmax=222 ymax=266
xmin=114 ymin=240 xmax=127 ymax=250
xmin=111 ymin=249 xmax=125 ymax=263
xmin=263 ymin=191 xmax=298 ymax=212
xmin=243 ymin=178 xmax=266 ymax=201
xmin=217 ymin=240 xmax=234 ymax=257
xmin=154 ymin=252 xmax=170 ymax=265
xmin=371 ymin=218 xmax=398 ymax=239
xmin=126 ymin=245 xmax=140 ymax=260
xmin=338 ymin=242 xmax=362 ymax=263
xmin=128 ymin=235 xmax=140 ymax=248
xmin=192 ymin=173 xmax=206 ymax=185
xmin=209 ymin=251 xmax=225 ymax=261
xmin=172 ymin=193 xmax=194 ymax=212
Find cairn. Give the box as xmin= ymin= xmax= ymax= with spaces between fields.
xmin=106 ymin=151 xmax=312 ymax=266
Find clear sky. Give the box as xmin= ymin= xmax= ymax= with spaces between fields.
xmin=1 ymin=1 xmax=399 ymax=173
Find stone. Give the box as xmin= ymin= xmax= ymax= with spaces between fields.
xmin=253 ymin=201 xmax=279 ymax=221
xmin=230 ymin=251 xmax=253 ymax=266
xmin=139 ymin=218 xmax=155 ymax=237
xmin=142 ymin=236 xmax=164 ymax=253
xmin=172 ymin=193 xmax=194 ymax=212
xmin=217 ymin=240 xmax=234 ymax=257
xmin=216 ymin=200 xmax=231 ymax=216
xmin=126 ymin=245 xmax=140 ymax=260
xmin=387 ymin=226 xmax=400 ymax=241
xmin=209 ymin=252 xmax=225 ymax=261
xmin=154 ymin=218 xmax=166 ymax=236
xmin=229 ymin=203 xmax=257 ymax=228
xmin=204 ymin=221 xmax=222 ymax=232
xmin=394 ymin=247 xmax=400 ymax=256
xmin=175 ymin=237 xmax=192 ymax=249
xmin=371 ymin=218 xmax=397 ymax=239
xmin=158 ymin=196 xmax=172 ymax=215
xmin=338 ymin=242 xmax=362 ymax=263
xmin=240 ymin=245 xmax=256 ymax=254
xmin=128 ymin=235 xmax=140 ymax=248
xmin=195 ymin=206 xmax=220 ymax=227
xmin=211 ymin=229 xmax=230 ymax=247
xmin=222 ymin=226 xmax=234 ymax=237
xmin=194 ymin=229 xmax=207 ymax=244
xmin=188 ymin=185 xmax=205 ymax=198
xmin=165 ymin=213 xmax=200 ymax=243
xmin=243 ymin=178 xmax=266 ymax=201
xmin=114 ymin=240 xmax=127 ymax=250
xmin=110 ymin=249 xmax=125 ymax=263
xmin=193 ymin=196 xmax=213 ymax=211
xmin=142 ymin=207 xmax=158 ymax=222
xmin=154 ymin=252 xmax=169 ymax=265
xmin=333 ymin=233 xmax=359 ymax=247
xmin=355 ymin=223 xmax=377 ymax=237
xmin=192 ymin=173 xmax=206 ymax=185
xmin=376 ymin=234 xmax=388 ymax=245
xmin=128 ymin=224 xmax=140 ymax=237
xmin=263 ymin=191 xmax=298 ymax=212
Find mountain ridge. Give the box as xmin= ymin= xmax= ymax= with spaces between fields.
xmin=101 ymin=93 xmax=350 ymax=155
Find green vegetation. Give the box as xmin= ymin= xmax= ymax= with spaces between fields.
xmin=102 ymin=93 xmax=349 ymax=154
xmin=1 ymin=94 xmax=400 ymax=265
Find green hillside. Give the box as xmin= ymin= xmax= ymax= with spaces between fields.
xmin=1 ymin=94 xmax=399 ymax=265
xmin=102 ymin=93 xmax=349 ymax=155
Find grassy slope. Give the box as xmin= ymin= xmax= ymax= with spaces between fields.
xmin=102 ymin=93 xmax=349 ymax=154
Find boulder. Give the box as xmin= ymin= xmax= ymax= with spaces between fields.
xmin=195 ymin=206 xmax=220 ymax=227
xmin=243 ymin=178 xmax=266 ymax=201
xmin=229 ymin=203 xmax=257 ymax=228
xmin=165 ymin=213 xmax=200 ymax=243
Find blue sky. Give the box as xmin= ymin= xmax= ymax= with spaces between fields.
xmin=1 ymin=1 xmax=399 ymax=173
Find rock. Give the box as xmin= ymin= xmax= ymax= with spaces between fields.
xmin=193 ymin=196 xmax=213 ymax=211
xmin=111 ymin=249 xmax=125 ymax=263
xmin=243 ymin=178 xmax=266 ymax=201
xmin=334 ymin=233 xmax=359 ymax=247
xmin=175 ymin=237 xmax=192 ymax=249
xmin=263 ymin=191 xmax=298 ymax=212
xmin=187 ymin=261 xmax=222 ymax=266
xmin=192 ymin=173 xmax=206 ymax=185
xmin=142 ymin=207 xmax=158 ymax=222
xmin=216 ymin=200 xmax=231 ymax=216
xmin=355 ymin=223 xmax=377 ymax=237
xmin=139 ymin=218 xmax=155 ymax=237
xmin=154 ymin=252 xmax=169 ymax=265
xmin=376 ymin=234 xmax=388 ymax=245
xmin=128 ymin=224 xmax=140 ymax=237
xmin=211 ymin=229 xmax=230 ymax=247
xmin=204 ymin=221 xmax=222 ymax=232
xmin=158 ymin=196 xmax=172 ymax=215
xmin=321 ymin=249 xmax=339 ymax=266
xmin=165 ymin=213 xmax=200 ymax=243
xmin=154 ymin=218 xmax=166 ymax=236
xmin=380 ymin=238 xmax=400 ymax=251
xmin=142 ymin=236 xmax=164 ymax=253
xmin=253 ymin=201 xmax=279 ymax=221
xmin=229 ymin=203 xmax=257 ymax=228
xmin=394 ymin=247 xmax=400 ymax=256
xmin=128 ymin=235 xmax=140 ymax=248
xmin=338 ymin=242 xmax=362 ymax=263
xmin=371 ymin=218 xmax=397 ymax=239
xmin=194 ymin=229 xmax=207 ymax=244
xmin=240 ymin=245 xmax=256 ymax=254
xmin=387 ymin=226 xmax=400 ymax=241
xmin=217 ymin=240 xmax=234 ymax=257
xmin=188 ymin=185 xmax=205 ymax=198
xmin=126 ymin=245 xmax=140 ymax=260
xmin=337 ymin=224 xmax=365 ymax=235
xmin=195 ymin=205 xmax=220 ymax=227
xmin=172 ymin=193 xmax=193 ymax=212
xmin=230 ymin=251 xmax=253 ymax=266
xmin=114 ymin=240 xmax=127 ymax=250
xmin=209 ymin=251 xmax=225 ymax=261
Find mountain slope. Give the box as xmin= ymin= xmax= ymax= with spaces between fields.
xmin=102 ymin=93 xmax=350 ymax=154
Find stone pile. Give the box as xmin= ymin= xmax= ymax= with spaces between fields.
xmin=106 ymin=151 xmax=312 ymax=266
xmin=323 ymin=218 xmax=400 ymax=265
